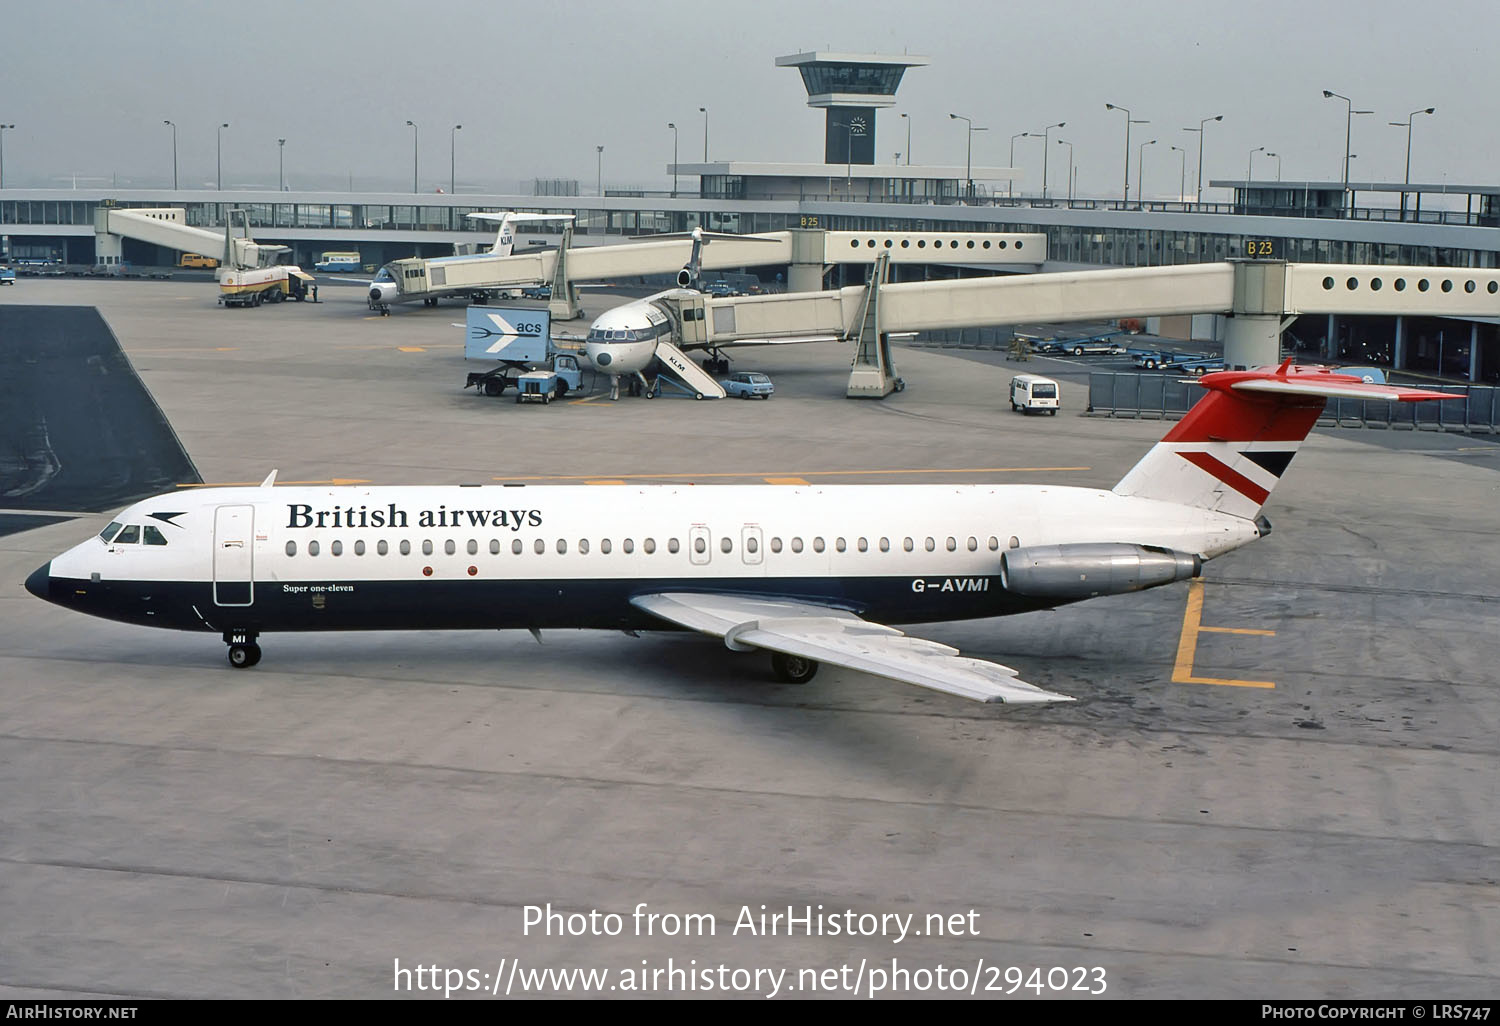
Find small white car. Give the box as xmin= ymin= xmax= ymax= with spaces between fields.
xmin=721 ymin=371 xmax=774 ymax=399
xmin=1009 ymin=374 xmax=1060 ymax=415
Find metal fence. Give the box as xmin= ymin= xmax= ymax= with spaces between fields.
xmin=1087 ymin=372 xmax=1500 ymax=433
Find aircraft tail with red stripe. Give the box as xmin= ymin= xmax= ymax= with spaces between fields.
xmin=1113 ymin=360 xmax=1456 ymax=521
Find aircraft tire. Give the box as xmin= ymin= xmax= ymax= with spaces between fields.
xmin=228 ymin=643 xmax=261 ymax=669
xmin=695 ymin=392 xmax=704 ymax=400
xmin=771 ymin=652 xmax=818 ymax=685
xmin=1073 ymin=346 xmax=1084 ymax=356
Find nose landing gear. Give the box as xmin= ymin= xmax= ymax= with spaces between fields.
xmin=224 ymin=630 xmax=262 ymax=668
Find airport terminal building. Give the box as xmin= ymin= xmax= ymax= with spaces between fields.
xmin=4 ymin=49 xmax=1499 ymax=381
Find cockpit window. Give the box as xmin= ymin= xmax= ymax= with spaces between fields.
xmin=113 ymin=525 xmax=141 ymax=545
xmin=142 ymin=525 xmax=168 ymax=546
xmin=99 ymin=521 xmax=123 ymax=542
xmin=375 ymin=268 xmax=394 ymax=283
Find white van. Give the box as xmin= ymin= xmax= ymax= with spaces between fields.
xmin=1009 ymin=374 xmax=1060 ymax=415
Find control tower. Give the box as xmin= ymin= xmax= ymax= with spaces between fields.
xmin=775 ymin=51 xmax=929 ymax=165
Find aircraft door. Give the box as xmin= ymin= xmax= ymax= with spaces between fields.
xmin=679 ymin=296 xmax=708 ymax=346
xmin=213 ymin=504 xmax=254 ymax=606
xmin=688 ymin=525 xmax=712 ymax=566
xmin=741 ymin=525 xmax=763 ymax=566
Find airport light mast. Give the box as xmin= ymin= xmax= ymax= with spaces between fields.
xmin=699 ymin=107 xmax=708 ymax=161
xmin=667 ymin=123 xmax=678 ymax=198
xmin=162 ymin=121 xmax=176 ymax=191
xmin=1137 ymin=139 xmax=1157 ymax=209
xmin=1105 ymin=103 xmax=1147 ymax=206
xmin=900 ymin=112 xmax=911 ymax=165
xmin=1183 ymin=114 xmax=1222 ymax=205
xmin=949 ymin=113 xmax=985 ymax=202
xmin=1386 ymin=107 xmax=1434 ymax=219
xmin=450 ymin=124 xmax=462 ymax=196
xmin=1008 ymin=132 xmax=1029 ymax=199
xmin=216 ymin=122 xmax=229 ymax=191
xmin=1323 ymin=91 xmax=1372 ymax=216
xmin=278 ymin=138 xmax=285 ymax=192
xmin=406 ymin=120 xmax=418 ymax=194
xmin=1056 ymin=138 xmax=1074 ymax=203
xmin=1040 ymin=122 xmax=1064 ymax=200
xmin=1170 ymin=144 xmax=1186 ymax=202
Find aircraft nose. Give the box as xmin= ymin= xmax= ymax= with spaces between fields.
xmin=24 ymin=561 xmax=52 ymax=602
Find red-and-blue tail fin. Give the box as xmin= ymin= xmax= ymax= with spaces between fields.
xmin=1112 ymin=360 xmax=1456 ymax=520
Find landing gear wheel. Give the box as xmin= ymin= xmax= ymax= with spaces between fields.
xmin=1072 ymin=346 xmax=1084 ymax=356
xmin=227 ymin=643 xmax=261 ymax=669
xmin=694 ymin=392 xmax=704 ymax=400
xmin=771 ymin=651 xmax=819 ymax=684
xmin=1145 ymin=359 xmax=1158 ymax=370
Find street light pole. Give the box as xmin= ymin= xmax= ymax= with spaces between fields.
xmin=1388 ymin=106 xmax=1434 ymax=220
xmin=1267 ymin=152 xmax=1281 ymax=182
xmin=162 ymin=121 xmax=177 ymax=190
xmin=405 ymin=120 xmax=418 ymax=193
xmin=1323 ymin=91 xmax=1373 ymax=215
xmin=1106 ymin=103 xmax=1147 ymax=206
xmin=699 ymin=107 xmax=708 ymax=161
xmin=596 ymin=144 xmax=604 ymax=197
xmin=0 ymin=122 xmax=13 ymax=190
xmin=900 ymin=112 xmax=911 ymax=165
xmin=216 ymin=122 xmax=229 ymax=190
xmin=1181 ymin=114 xmax=1223 ymax=205
xmin=278 ymin=138 xmax=285 ymax=192
xmin=450 ymin=124 xmax=461 ymax=195
xmin=1040 ymin=121 xmax=1064 ymax=200
xmin=1170 ymin=144 xmax=1186 ymax=202
xmin=1056 ymin=138 xmax=1073 ymax=204
xmin=667 ymin=122 xmax=678 ymax=197
xmin=1137 ymin=139 xmax=1157 ymax=209
xmin=1246 ymin=145 xmax=1265 ymax=186
xmin=948 ymin=113 xmax=985 ymax=201
xmin=1008 ymin=131 xmax=1029 ymax=199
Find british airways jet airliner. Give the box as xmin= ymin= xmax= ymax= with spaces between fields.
xmin=23 ymin=364 xmax=1453 ymax=705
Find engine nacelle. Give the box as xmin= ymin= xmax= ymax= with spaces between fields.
xmin=677 ymin=267 xmax=694 ymax=288
xmin=1000 ymin=543 xmax=1201 ymax=600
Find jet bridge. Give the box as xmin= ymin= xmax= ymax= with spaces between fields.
xmin=93 ymin=206 xmax=287 ymax=270
xmin=383 ymin=227 xmax=1048 ymax=316
xmin=691 ymin=260 xmax=1500 ymax=397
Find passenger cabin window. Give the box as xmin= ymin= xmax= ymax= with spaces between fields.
xmin=355 ymin=540 xmax=366 ymax=555
xmin=721 ymin=537 xmax=732 ymax=554
xmin=285 ymin=541 xmax=297 ymax=557
xmin=331 ymin=541 xmax=343 ymax=556
xmin=309 ymin=540 xmax=320 ymax=556
xmin=601 ymin=539 xmax=612 ymax=554
xmin=400 ymin=540 xmax=411 ymax=555
xmin=668 ymin=538 xmax=680 ymax=554
xmin=790 ymin=537 xmax=803 ymax=553
xmin=771 ymin=537 xmax=782 ymax=553
xmin=422 ymin=540 xmax=433 ymax=556
xmin=643 ymin=538 xmax=656 ymax=554
xmin=378 ymin=540 xmax=389 ymax=556
xmin=114 ymin=525 xmax=140 ymax=545
xmin=512 ymin=539 xmax=523 ymax=554
xmin=143 ymin=526 xmax=168 ymax=546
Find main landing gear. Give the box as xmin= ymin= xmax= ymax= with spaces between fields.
xmin=770 ymin=652 xmax=819 ymax=684
xmin=224 ymin=630 xmax=261 ymax=669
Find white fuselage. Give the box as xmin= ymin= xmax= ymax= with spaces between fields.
xmin=30 ymin=483 xmax=1257 ymax=636
xmin=583 ymin=291 xmax=681 ymax=377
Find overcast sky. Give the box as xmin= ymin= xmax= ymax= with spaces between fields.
xmin=3 ymin=0 xmax=1495 ymax=200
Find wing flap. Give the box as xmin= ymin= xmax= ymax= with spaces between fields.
xmin=631 ymin=592 xmax=1073 ymax=705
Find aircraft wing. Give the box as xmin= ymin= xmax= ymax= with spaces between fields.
xmin=326 ymin=276 xmax=375 ymax=285
xmin=630 ymin=592 xmax=1074 ymax=705
xmin=686 ymin=334 xmax=845 ymax=350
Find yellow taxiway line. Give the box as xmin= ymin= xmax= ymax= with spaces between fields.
xmin=1172 ymin=579 xmax=1276 ymax=688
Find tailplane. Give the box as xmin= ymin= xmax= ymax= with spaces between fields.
xmin=465 ymin=212 xmax=577 ymax=256
xmin=1113 ymin=360 xmax=1456 ymax=520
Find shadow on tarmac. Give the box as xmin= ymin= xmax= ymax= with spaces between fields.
xmin=1 ymin=305 xmax=200 ymax=536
